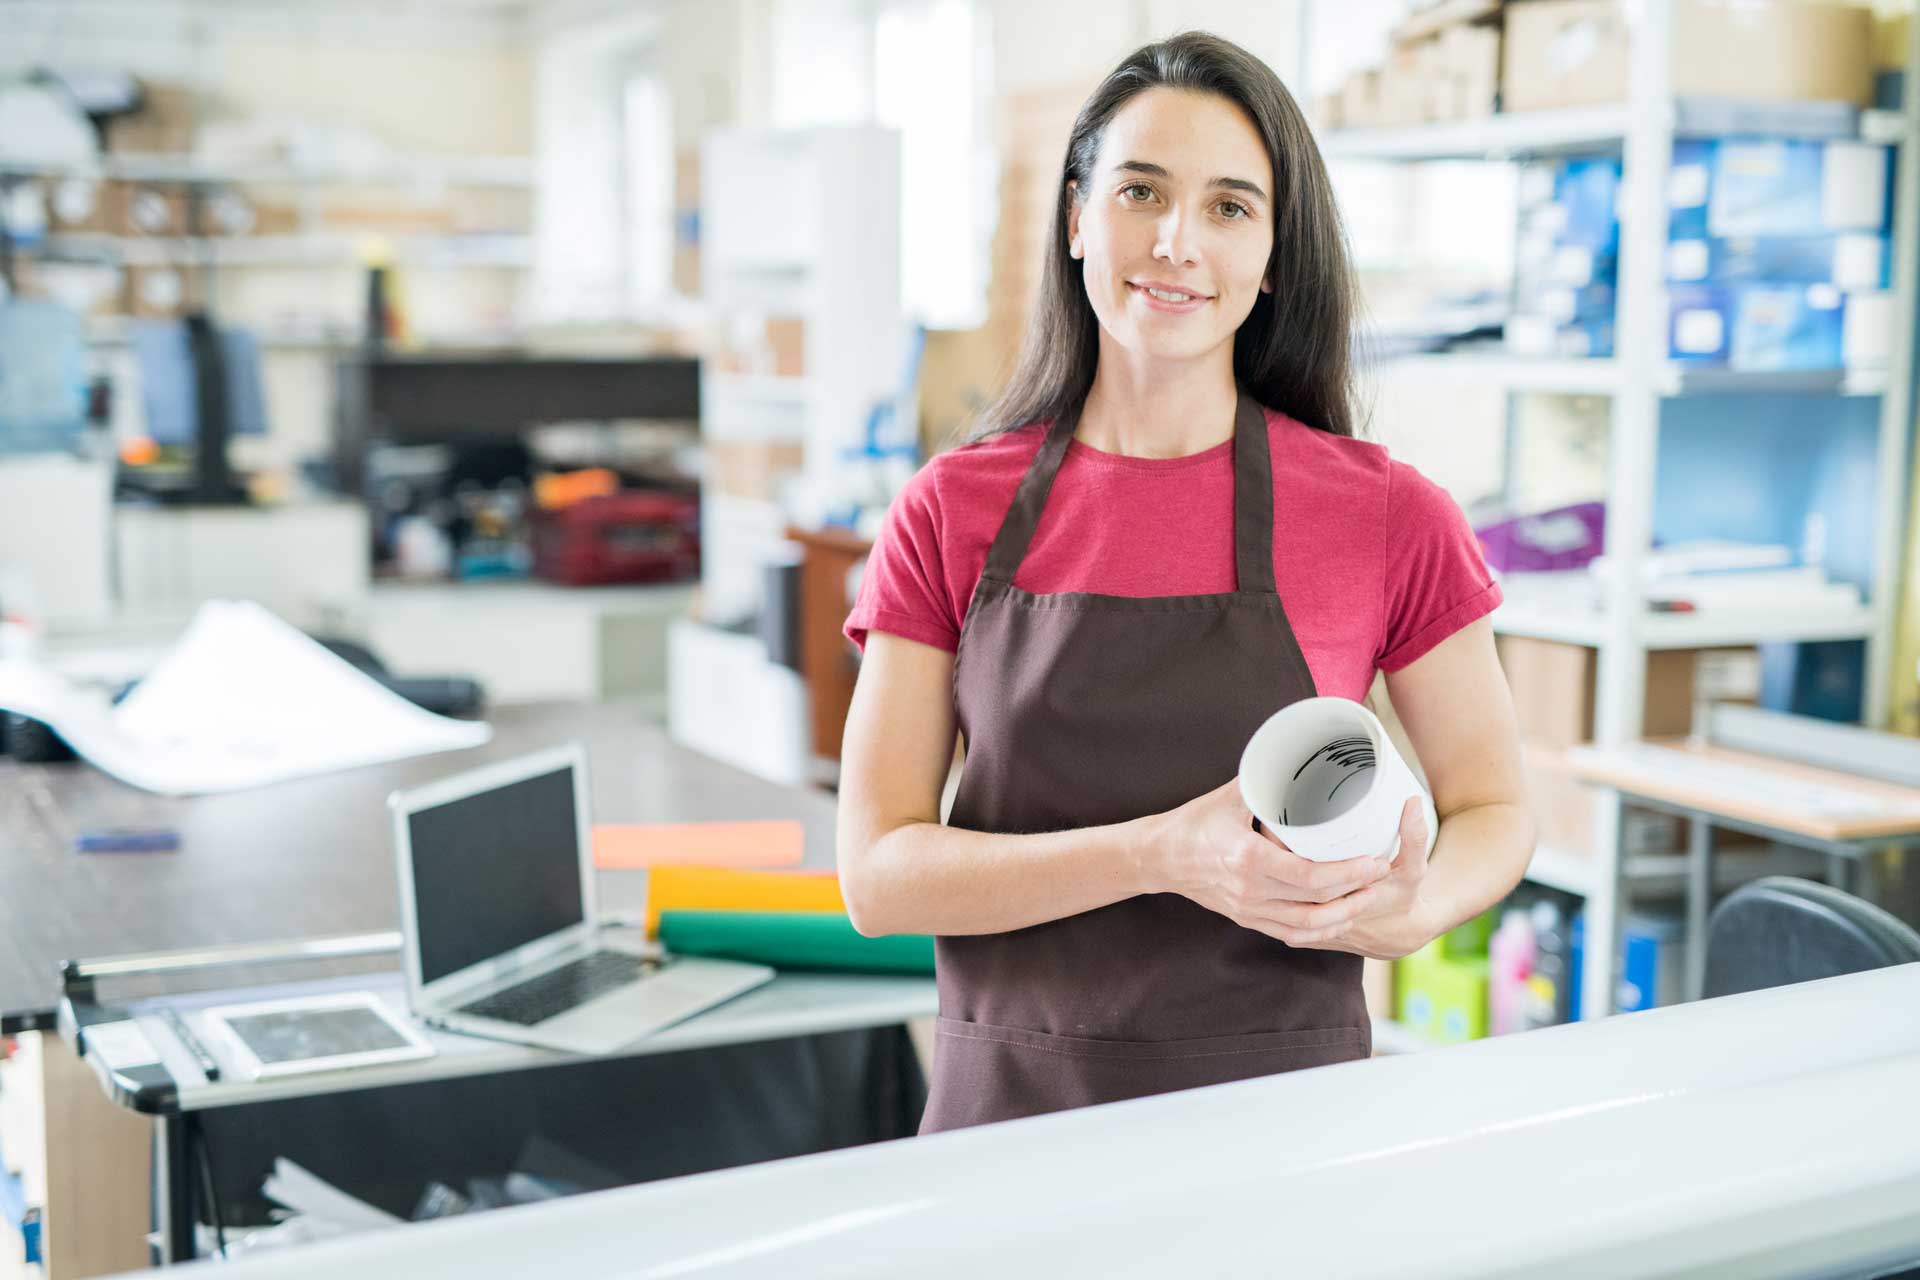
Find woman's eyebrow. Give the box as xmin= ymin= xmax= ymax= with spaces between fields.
xmin=1114 ymin=160 xmax=1267 ymax=203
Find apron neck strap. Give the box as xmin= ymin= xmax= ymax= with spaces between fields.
xmin=1230 ymin=389 xmax=1276 ymax=595
xmin=979 ymin=387 xmax=1277 ymax=592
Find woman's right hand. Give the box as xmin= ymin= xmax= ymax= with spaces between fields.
xmin=1136 ymin=778 xmax=1396 ymax=948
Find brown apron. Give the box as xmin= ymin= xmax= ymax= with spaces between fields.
xmin=921 ymin=387 xmax=1371 ymax=1134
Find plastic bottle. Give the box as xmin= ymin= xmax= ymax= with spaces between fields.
xmin=1523 ymin=898 xmax=1571 ymax=1029
xmin=1488 ymin=909 xmax=1536 ymax=1036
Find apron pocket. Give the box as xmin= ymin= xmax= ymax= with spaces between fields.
xmin=921 ymin=1017 xmax=1368 ymax=1134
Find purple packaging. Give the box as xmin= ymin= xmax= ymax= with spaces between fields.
xmin=1475 ymin=501 xmax=1606 ymax=574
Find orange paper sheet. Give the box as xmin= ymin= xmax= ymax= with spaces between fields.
xmin=642 ymin=864 xmax=844 ymax=939
xmin=592 ymin=820 xmax=806 ymax=871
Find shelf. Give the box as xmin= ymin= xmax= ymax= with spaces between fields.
xmin=1370 ymin=353 xmax=1886 ymax=398
xmin=1321 ymin=98 xmax=1866 ymax=165
xmin=0 ymin=152 xmax=533 ymax=188
xmin=1655 ymin=366 xmax=1887 ymax=398
xmin=36 ymin=232 xmax=531 ymax=269
xmin=1371 ymin=353 xmax=1622 ymax=395
xmin=1320 ymin=105 xmax=1629 ymax=162
xmin=708 ymin=373 xmax=813 ymax=402
xmin=1635 ymin=605 xmax=1876 ymax=648
xmin=1524 ymin=844 xmax=1595 ymax=897
xmin=1491 ymin=598 xmax=1874 ymax=650
xmin=1625 ymin=842 xmax=1834 ymax=891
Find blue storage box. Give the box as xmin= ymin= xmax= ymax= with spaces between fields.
xmin=1666 ymin=233 xmax=1889 ymax=290
xmin=1567 ymin=910 xmax=1691 ymax=1020
xmin=1671 ymin=139 xmax=1894 ymax=238
xmin=1731 ymin=285 xmax=1847 ymax=371
xmin=1552 ymin=156 xmax=1622 ymax=250
xmin=1667 ymin=285 xmax=1735 ymax=364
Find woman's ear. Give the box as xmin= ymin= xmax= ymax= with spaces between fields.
xmin=1066 ymin=181 xmax=1083 ymax=259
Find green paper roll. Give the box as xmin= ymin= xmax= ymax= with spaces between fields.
xmin=658 ymin=909 xmax=935 ymax=974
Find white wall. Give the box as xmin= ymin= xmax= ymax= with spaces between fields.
xmin=991 ymin=0 xmax=1304 ymax=98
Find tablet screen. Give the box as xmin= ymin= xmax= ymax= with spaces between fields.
xmin=219 ymin=1005 xmax=413 ymax=1065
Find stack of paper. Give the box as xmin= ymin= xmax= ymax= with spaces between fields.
xmin=1502 ymin=540 xmax=1862 ymax=615
xmin=0 ymin=599 xmax=490 ymax=794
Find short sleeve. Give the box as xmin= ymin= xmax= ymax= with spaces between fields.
xmin=1377 ymin=461 xmax=1503 ymax=672
xmin=843 ymin=463 xmax=961 ymax=655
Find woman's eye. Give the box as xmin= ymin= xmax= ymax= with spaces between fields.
xmin=1219 ymin=201 xmax=1249 ymax=220
xmin=1122 ymin=183 xmax=1154 ymax=202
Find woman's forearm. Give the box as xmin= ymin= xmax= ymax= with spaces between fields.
xmin=844 ymin=815 xmax=1160 ymax=937
xmin=1414 ymin=800 xmax=1536 ymax=943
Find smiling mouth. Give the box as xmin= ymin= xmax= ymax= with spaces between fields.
xmin=1129 ymin=283 xmax=1212 ymax=304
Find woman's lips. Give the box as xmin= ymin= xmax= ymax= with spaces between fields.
xmin=1129 ymin=282 xmax=1211 ymax=314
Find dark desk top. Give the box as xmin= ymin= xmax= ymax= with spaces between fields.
xmin=1 ymin=701 xmax=839 ymax=1032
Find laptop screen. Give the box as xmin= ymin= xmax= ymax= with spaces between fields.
xmin=408 ymin=764 xmax=586 ymax=986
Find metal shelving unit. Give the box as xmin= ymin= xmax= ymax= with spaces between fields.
xmin=0 ymin=152 xmax=533 ymax=189
xmin=1317 ymin=9 xmax=1920 ymax=1023
xmin=1369 ymin=352 xmax=1888 ymax=397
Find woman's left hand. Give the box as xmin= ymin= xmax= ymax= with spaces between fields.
xmin=1300 ymin=797 xmax=1439 ymax=961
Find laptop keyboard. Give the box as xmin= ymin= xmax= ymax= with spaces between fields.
xmin=456 ymin=951 xmax=649 ymax=1026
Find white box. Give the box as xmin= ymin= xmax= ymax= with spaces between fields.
xmin=667 ymin=617 xmax=810 ymax=786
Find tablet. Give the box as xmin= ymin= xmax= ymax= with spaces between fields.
xmin=200 ymin=992 xmax=435 ymax=1080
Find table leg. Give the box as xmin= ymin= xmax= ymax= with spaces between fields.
xmin=1686 ymin=816 xmax=1714 ymax=1002
xmin=1827 ymin=854 xmax=1854 ymax=895
xmin=36 ymin=1031 xmax=150 ymax=1278
xmin=155 ymin=1114 xmax=196 ymax=1265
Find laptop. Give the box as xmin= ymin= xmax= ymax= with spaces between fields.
xmin=389 ymin=743 xmax=775 ymax=1055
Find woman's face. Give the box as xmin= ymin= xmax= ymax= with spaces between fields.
xmin=1067 ymin=87 xmax=1275 ymax=367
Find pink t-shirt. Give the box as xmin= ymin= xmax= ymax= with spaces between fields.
xmin=843 ymin=406 xmax=1501 ymax=701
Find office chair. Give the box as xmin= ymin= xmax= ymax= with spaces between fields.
xmin=1702 ymin=875 xmax=1920 ymax=999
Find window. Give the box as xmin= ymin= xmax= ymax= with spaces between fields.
xmin=768 ymin=0 xmax=992 ymax=329
xmin=620 ymin=65 xmax=672 ymax=311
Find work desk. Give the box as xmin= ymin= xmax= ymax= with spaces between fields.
xmin=1 ymin=700 xmax=841 ymax=1034
xmin=3 ymin=701 xmax=931 ymax=1277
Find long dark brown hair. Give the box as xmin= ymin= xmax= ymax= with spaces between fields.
xmin=966 ymin=31 xmax=1361 ymax=444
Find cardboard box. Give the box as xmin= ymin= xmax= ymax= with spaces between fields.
xmin=765 ymin=316 xmax=805 ymax=377
xmin=204 ymin=189 xmax=300 ymax=237
xmin=1670 ymin=0 xmax=1874 ymax=106
xmin=1503 ymin=0 xmax=1876 ymax=114
xmin=674 ymin=146 xmax=702 ymax=297
xmin=1496 ymin=636 xmax=1698 ymax=749
xmin=1502 ymin=0 xmax=1629 ymax=113
xmin=105 ymin=82 xmax=198 ymax=153
xmin=123 ymin=265 xmax=189 ymax=318
xmin=1340 ymin=69 xmax=1382 ymax=129
xmin=706 ymin=440 xmax=805 ymax=503
xmin=43 ymin=176 xmax=117 ymax=233
xmin=112 ymin=183 xmax=190 ymax=238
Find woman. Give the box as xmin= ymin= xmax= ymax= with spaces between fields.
xmin=838 ymin=31 xmax=1533 ymax=1134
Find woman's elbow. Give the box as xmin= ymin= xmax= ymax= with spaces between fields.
xmin=837 ymin=838 xmax=893 ymax=937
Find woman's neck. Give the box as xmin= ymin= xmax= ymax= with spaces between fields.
xmin=1073 ymin=343 xmax=1239 ymax=459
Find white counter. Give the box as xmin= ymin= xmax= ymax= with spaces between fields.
xmin=134 ymin=963 xmax=1920 ymax=1279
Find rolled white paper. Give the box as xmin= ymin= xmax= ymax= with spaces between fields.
xmin=1237 ymin=696 xmax=1439 ymax=863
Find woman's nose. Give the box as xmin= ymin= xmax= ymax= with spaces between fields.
xmin=1154 ymin=206 xmax=1199 ymax=267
